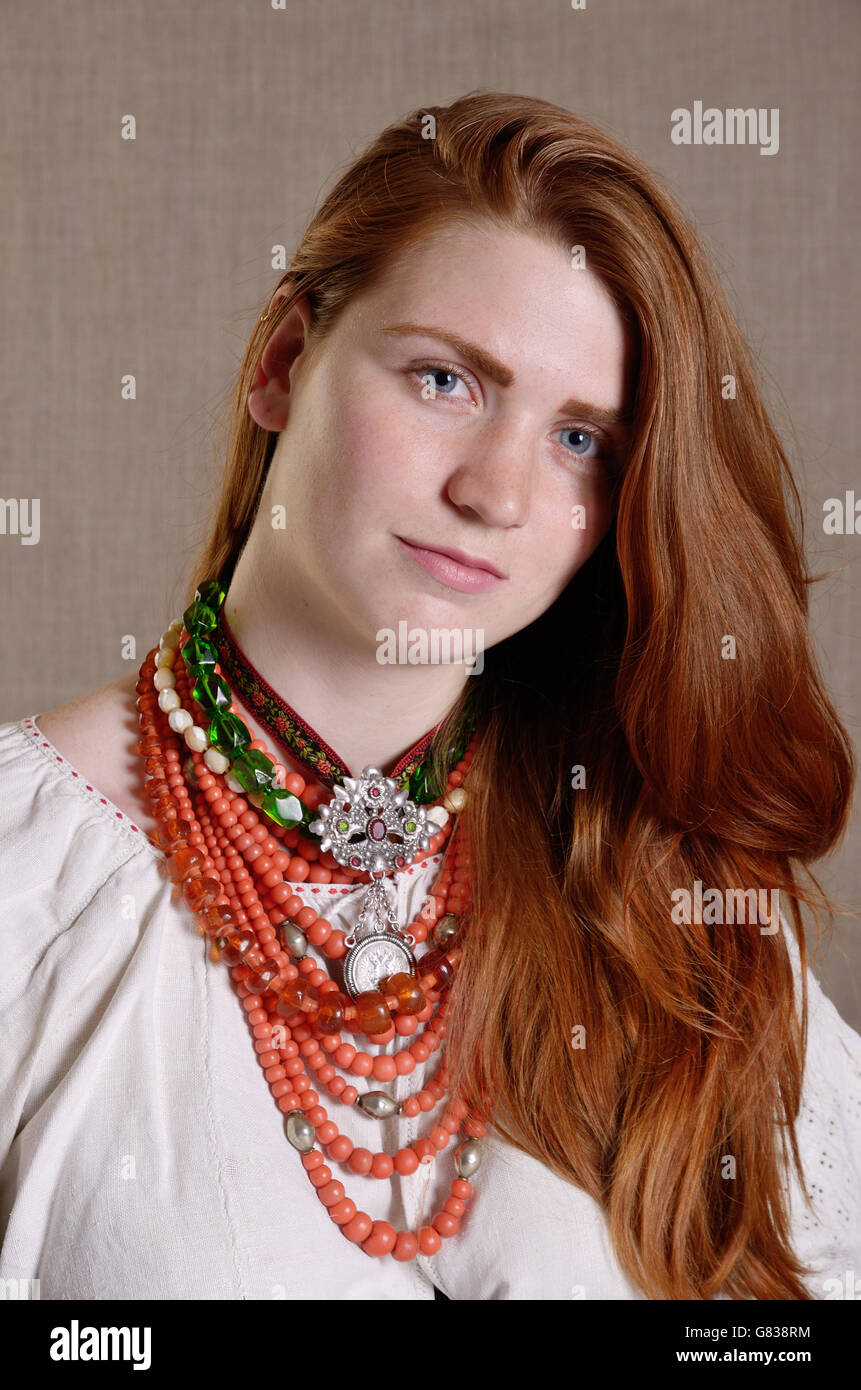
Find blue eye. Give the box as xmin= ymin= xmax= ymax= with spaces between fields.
xmin=560 ymin=427 xmax=597 ymax=455
xmin=557 ymin=427 xmax=620 ymax=471
xmin=410 ymin=364 xmax=619 ymax=470
xmin=414 ymin=365 xmax=470 ymax=397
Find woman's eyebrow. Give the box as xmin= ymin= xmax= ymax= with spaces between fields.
xmin=381 ymin=320 xmax=633 ymax=428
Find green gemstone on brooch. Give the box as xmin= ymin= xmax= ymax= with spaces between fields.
xmin=192 ymin=672 xmax=233 ymax=713
xmin=183 ymin=598 xmax=218 ymax=637
xmin=182 ymin=635 xmax=219 ymax=675
xmin=261 ymin=787 xmax=305 ymax=828
xmin=195 ymin=579 xmax=226 ymax=612
xmin=336 ymin=818 xmax=349 ymax=832
xmin=209 ymin=710 xmax=251 ymax=757
xmin=232 ymin=748 xmax=276 ymax=794
xmin=405 ymin=819 xmax=416 ymax=833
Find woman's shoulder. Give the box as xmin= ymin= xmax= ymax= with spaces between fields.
xmin=779 ymin=917 xmax=861 ymax=1112
xmin=0 ymin=674 xmax=177 ymax=1042
xmin=0 ymin=674 xmax=164 ymax=913
xmin=778 ymin=919 xmax=861 ymax=1288
xmin=2 ymin=672 xmax=160 ymax=836
xmin=0 ymin=680 xmax=189 ymax=1163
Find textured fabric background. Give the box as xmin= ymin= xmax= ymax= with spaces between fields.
xmin=1 ymin=0 xmax=858 ymax=1023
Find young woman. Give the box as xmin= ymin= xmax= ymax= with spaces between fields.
xmin=1 ymin=91 xmax=858 ymax=1301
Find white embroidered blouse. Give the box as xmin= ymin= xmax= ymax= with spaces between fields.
xmin=0 ymin=714 xmax=858 ymax=1300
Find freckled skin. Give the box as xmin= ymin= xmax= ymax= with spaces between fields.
xmin=245 ymin=218 xmax=633 ymax=655
xmin=36 ymin=218 xmax=635 ymax=814
xmin=232 ymin=216 xmax=636 ymax=774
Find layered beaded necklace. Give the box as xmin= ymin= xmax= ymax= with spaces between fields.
xmin=134 ymin=580 xmax=488 ymax=1263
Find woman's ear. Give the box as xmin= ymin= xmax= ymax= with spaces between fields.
xmin=246 ymin=291 xmax=315 ymax=432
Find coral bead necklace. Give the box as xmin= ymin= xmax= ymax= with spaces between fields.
xmin=133 ymin=582 xmax=489 ymax=1263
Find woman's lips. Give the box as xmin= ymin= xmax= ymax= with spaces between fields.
xmin=395 ymin=536 xmax=507 ymax=593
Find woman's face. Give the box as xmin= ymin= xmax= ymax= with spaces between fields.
xmin=248 ymin=217 xmax=635 ymax=656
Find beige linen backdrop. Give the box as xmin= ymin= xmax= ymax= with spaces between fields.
xmin=1 ymin=0 xmax=858 ymax=1025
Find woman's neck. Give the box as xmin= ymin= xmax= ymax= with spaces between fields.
xmin=222 ymin=562 xmax=473 ymax=781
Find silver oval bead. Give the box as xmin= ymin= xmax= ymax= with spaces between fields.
xmin=282 ymin=922 xmax=308 ymax=958
xmin=433 ymin=913 xmax=460 ymax=947
xmin=284 ymin=1110 xmax=316 ymax=1152
xmin=455 ymin=1138 xmax=483 ymax=1178
xmin=356 ymin=1091 xmax=401 ymax=1119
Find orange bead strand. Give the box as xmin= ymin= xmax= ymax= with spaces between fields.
xmin=135 ymin=624 xmax=489 ymax=1266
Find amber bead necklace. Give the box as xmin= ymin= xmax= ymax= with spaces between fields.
xmin=133 ymin=584 xmax=490 ymax=1262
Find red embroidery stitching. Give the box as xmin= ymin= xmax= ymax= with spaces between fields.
xmin=28 ymin=719 xmax=145 ymax=833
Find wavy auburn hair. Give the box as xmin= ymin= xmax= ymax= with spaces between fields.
xmin=184 ymin=92 xmax=855 ymax=1298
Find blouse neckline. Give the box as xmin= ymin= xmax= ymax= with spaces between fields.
xmin=15 ymin=715 xmax=446 ymax=892
xmin=20 ymin=715 xmax=164 ymax=860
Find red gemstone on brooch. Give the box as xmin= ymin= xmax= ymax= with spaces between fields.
xmin=367 ymin=817 xmax=386 ymax=841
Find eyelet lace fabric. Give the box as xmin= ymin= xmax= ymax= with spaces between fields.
xmin=0 ymin=716 xmax=858 ymax=1299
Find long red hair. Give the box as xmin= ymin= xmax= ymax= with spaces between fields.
xmin=183 ymin=92 xmax=855 ymax=1298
